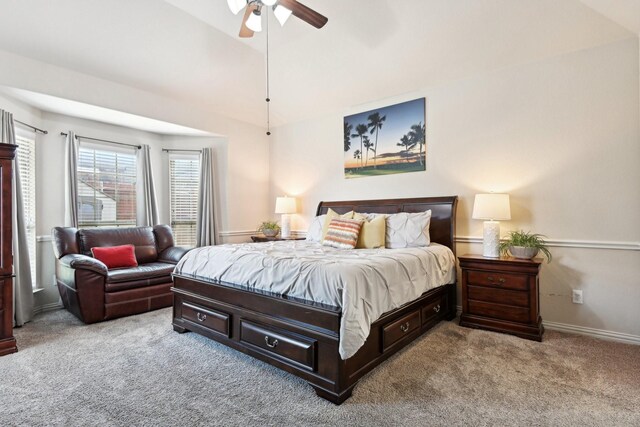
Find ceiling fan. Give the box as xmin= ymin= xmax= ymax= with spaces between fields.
xmin=227 ymin=0 xmax=328 ymax=38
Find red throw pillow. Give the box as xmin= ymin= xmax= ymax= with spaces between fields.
xmin=91 ymin=245 xmax=138 ymax=269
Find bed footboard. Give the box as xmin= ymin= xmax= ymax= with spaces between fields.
xmin=172 ymin=275 xmax=455 ymax=404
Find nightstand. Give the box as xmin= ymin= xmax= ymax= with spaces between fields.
xmin=250 ymin=235 xmax=305 ymax=243
xmin=459 ymin=254 xmax=543 ymax=341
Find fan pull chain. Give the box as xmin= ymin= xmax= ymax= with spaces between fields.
xmin=265 ymin=6 xmax=271 ymax=136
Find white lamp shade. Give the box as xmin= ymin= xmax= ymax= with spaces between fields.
xmin=245 ymin=10 xmax=262 ymax=32
xmin=227 ymin=0 xmax=246 ymax=15
xmin=273 ymin=4 xmax=292 ymax=26
xmin=275 ymin=196 xmax=297 ymax=214
xmin=472 ymin=193 xmax=511 ymax=221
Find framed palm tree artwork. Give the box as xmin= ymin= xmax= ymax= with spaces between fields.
xmin=343 ymin=98 xmax=426 ymax=179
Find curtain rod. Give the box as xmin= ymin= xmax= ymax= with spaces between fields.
xmin=15 ymin=119 xmax=48 ymax=135
xmin=60 ymin=132 xmax=141 ymax=149
xmin=162 ymin=148 xmax=202 ymax=153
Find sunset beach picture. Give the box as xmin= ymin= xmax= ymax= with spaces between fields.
xmin=344 ymin=98 xmax=426 ymax=178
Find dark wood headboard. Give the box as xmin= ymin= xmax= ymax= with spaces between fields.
xmin=316 ymin=196 xmax=458 ymax=256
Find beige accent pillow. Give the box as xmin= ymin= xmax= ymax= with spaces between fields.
xmin=353 ymin=213 xmax=386 ymax=249
xmin=322 ymin=209 xmax=354 ymax=240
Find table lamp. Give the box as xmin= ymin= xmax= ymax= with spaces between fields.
xmin=275 ymin=196 xmax=297 ymax=239
xmin=472 ymin=193 xmax=511 ymax=258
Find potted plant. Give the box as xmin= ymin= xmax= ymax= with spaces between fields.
xmin=499 ymin=230 xmax=552 ymax=263
xmin=257 ymin=221 xmax=281 ymax=237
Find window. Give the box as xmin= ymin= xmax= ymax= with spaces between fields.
xmin=169 ymin=154 xmax=200 ymax=247
xmin=77 ymin=143 xmax=137 ymax=228
xmin=15 ymin=129 xmax=37 ymax=288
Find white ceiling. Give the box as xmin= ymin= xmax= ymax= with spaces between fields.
xmin=0 ymin=87 xmax=215 ymax=136
xmin=0 ymin=0 xmax=635 ymax=129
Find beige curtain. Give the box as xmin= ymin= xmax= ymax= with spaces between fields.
xmin=64 ymin=131 xmax=79 ymax=227
xmin=136 ymin=144 xmax=159 ymax=226
xmin=196 ymin=147 xmax=217 ymax=246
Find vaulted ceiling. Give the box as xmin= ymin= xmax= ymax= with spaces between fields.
xmin=0 ymin=0 xmax=635 ymax=129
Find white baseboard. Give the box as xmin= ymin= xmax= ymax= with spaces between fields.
xmin=542 ymin=320 xmax=640 ymax=345
xmin=33 ymin=301 xmax=63 ymax=316
xmin=455 ymin=305 xmax=639 ymax=345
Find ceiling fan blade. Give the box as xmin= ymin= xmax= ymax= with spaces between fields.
xmin=277 ymin=0 xmax=328 ymax=29
xmin=239 ymin=4 xmax=256 ymax=38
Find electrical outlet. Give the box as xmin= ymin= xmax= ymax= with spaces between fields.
xmin=572 ymin=289 xmax=583 ymax=304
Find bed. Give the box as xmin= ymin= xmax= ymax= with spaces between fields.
xmin=171 ymin=196 xmax=458 ymax=404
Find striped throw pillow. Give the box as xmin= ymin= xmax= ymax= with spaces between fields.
xmin=322 ymin=218 xmax=364 ymax=249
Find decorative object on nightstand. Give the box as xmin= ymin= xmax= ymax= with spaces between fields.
xmin=499 ymin=230 xmax=552 ymax=262
xmin=459 ymin=254 xmax=543 ymax=341
xmin=257 ymin=220 xmax=281 ymax=237
xmin=472 ymin=193 xmax=511 ymax=258
xmin=275 ymin=196 xmax=297 ymax=239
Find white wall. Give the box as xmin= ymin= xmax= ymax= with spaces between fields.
xmin=270 ymin=38 xmax=640 ymax=338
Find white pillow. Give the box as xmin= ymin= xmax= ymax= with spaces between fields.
xmin=305 ymin=215 xmax=326 ymax=242
xmin=385 ymin=210 xmax=432 ymax=248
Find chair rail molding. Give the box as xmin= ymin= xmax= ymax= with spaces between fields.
xmin=38 ymin=234 xmax=640 ymax=251
xmin=455 ymin=236 xmax=640 ymax=252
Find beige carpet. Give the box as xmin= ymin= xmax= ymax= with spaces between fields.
xmin=1 ymin=308 xmax=638 ymax=426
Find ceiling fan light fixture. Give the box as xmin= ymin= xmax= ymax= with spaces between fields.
xmin=246 ymin=9 xmax=263 ymax=32
xmin=273 ymin=4 xmax=292 ymax=26
xmin=262 ymin=0 xmax=278 ymax=6
xmin=227 ymin=0 xmax=246 ymax=15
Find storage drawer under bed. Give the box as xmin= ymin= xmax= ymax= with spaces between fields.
xmin=181 ymin=300 xmax=231 ymax=338
xmin=240 ymin=320 xmax=317 ymax=371
xmin=381 ymin=309 xmax=420 ymax=352
xmin=422 ymin=293 xmax=448 ymax=325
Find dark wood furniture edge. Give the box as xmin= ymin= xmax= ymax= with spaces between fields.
xmin=459 ymin=314 xmax=544 ymax=341
xmin=0 ymin=145 xmax=16 ymax=356
xmin=172 ymin=196 xmax=458 ymax=404
xmin=459 ymin=254 xmax=543 ymax=341
xmin=0 ymin=337 xmax=18 ymax=356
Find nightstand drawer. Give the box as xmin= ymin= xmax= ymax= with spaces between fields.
xmin=467 ymin=285 xmax=529 ymax=308
xmin=468 ymin=300 xmax=530 ymax=323
xmin=467 ymin=270 xmax=528 ymax=291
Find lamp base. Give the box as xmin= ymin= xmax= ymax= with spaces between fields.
xmin=482 ymin=221 xmax=501 ymax=258
xmin=281 ymin=214 xmax=291 ymax=239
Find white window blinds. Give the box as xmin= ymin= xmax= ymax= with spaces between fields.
xmin=77 ymin=143 xmax=137 ymax=228
xmin=169 ymin=154 xmax=200 ymax=247
xmin=15 ymin=130 xmax=37 ymax=288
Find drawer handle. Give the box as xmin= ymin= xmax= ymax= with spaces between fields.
xmin=433 ymin=304 xmax=441 ymax=313
xmin=264 ymin=336 xmax=279 ymax=348
xmin=196 ymin=312 xmax=207 ymax=322
xmin=400 ymin=322 xmax=410 ymax=333
xmin=487 ymin=276 xmax=506 ymax=285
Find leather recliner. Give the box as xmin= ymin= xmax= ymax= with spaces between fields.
xmin=52 ymin=225 xmax=190 ymax=324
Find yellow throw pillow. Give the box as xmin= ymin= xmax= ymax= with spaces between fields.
xmin=322 ymin=208 xmax=354 ymax=240
xmin=353 ymin=213 xmax=386 ymax=249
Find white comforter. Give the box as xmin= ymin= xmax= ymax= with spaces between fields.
xmin=175 ymin=241 xmax=456 ymax=359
